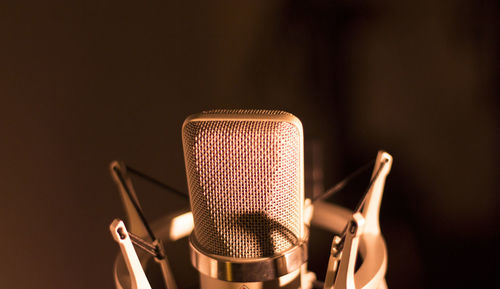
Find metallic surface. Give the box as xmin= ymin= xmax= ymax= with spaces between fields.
xmin=113 ymin=202 xmax=388 ymax=289
xmin=312 ymin=202 xmax=388 ymax=289
xmin=182 ymin=110 xmax=304 ymax=258
xmin=189 ymin=235 xmax=308 ymax=282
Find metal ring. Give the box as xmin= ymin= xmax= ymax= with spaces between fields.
xmin=189 ymin=235 xmax=308 ymax=282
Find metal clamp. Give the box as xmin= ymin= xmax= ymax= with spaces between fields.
xmin=110 ymin=219 xmax=152 ymax=289
xmin=110 ymin=161 xmax=178 ymax=289
xmin=323 ymin=151 xmax=393 ymax=289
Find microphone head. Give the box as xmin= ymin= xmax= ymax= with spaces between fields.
xmin=182 ymin=109 xmax=304 ymax=259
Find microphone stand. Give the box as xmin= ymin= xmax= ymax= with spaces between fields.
xmin=110 ymin=219 xmax=152 ymax=289
xmin=322 ymin=151 xmax=392 ymax=289
xmin=109 ymin=161 xmax=179 ymax=289
xmin=108 ymin=150 xmax=392 ymax=289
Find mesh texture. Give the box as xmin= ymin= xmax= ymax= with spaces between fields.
xmin=183 ymin=110 xmax=301 ymax=258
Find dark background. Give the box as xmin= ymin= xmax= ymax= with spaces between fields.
xmin=0 ymin=1 xmax=498 ymax=288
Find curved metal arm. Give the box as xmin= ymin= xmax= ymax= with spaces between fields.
xmin=322 ymin=150 xmax=393 ymax=289
xmin=110 ymin=219 xmax=152 ymax=289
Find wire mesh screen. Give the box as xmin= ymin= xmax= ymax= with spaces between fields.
xmin=182 ymin=110 xmax=302 ymax=258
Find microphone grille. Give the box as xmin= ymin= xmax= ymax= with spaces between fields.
xmin=182 ymin=110 xmax=303 ymax=258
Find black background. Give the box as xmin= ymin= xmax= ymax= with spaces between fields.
xmin=0 ymin=1 xmax=498 ymax=288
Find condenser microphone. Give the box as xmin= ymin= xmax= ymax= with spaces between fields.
xmin=182 ymin=109 xmax=308 ymax=289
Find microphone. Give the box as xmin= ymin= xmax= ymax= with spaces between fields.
xmin=181 ymin=110 xmax=308 ymax=289
xmin=109 ymin=109 xmax=392 ymax=289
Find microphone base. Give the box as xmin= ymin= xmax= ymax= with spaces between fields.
xmin=199 ymin=267 xmax=303 ymax=289
xmin=189 ymin=235 xmax=308 ymax=283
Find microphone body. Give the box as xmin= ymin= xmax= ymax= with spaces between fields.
xmin=198 ymin=269 xmax=302 ymax=289
xmin=182 ymin=110 xmax=307 ymax=289
xmin=111 ymin=110 xmax=391 ymax=289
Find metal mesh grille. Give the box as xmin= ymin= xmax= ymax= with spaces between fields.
xmin=201 ymin=109 xmax=290 ymax=115
xmin=182 ymin=110 xmax=301 ymax=258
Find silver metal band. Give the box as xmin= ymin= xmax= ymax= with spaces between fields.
xmin=189 ymin=235 xmax=308 ymax=282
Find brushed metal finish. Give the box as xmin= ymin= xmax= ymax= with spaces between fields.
xmin=189 ymin=234 xmax=308 ymax=282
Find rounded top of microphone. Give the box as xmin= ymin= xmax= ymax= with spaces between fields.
xmin=182 ymin=109 xmax=303 ymax=131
